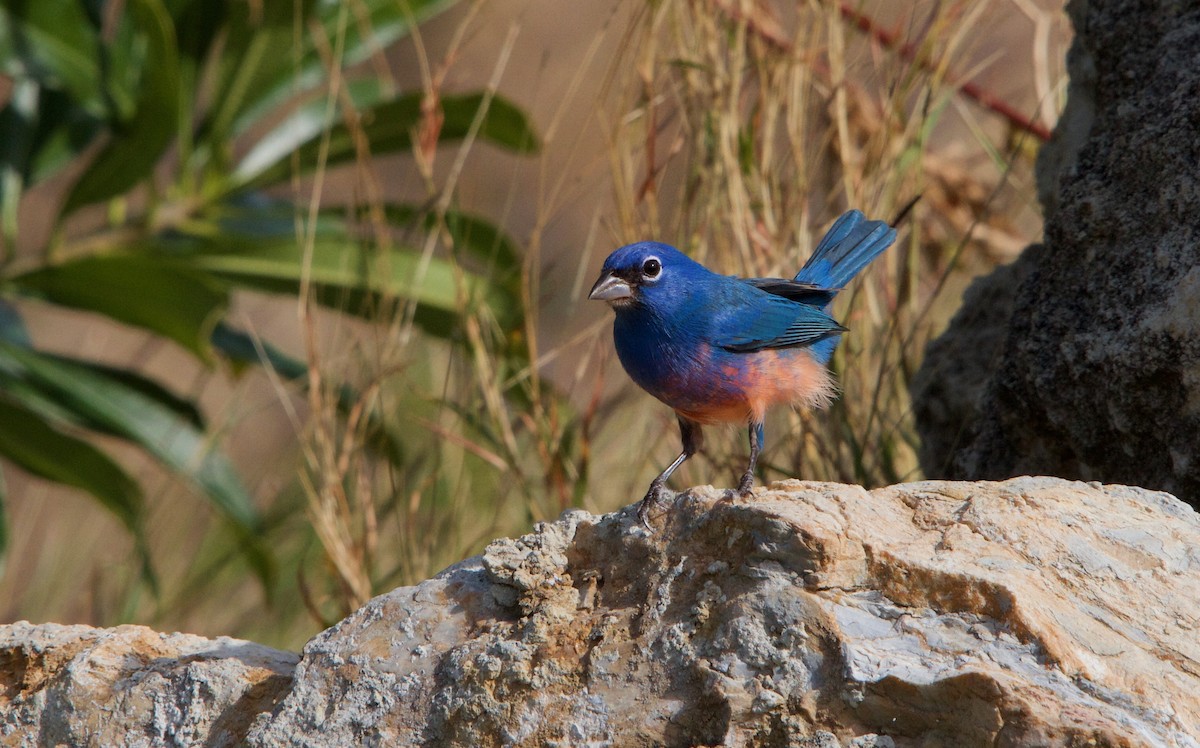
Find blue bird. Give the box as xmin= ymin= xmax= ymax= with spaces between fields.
xmin=589 ymin=210 xmax=897 ymax=524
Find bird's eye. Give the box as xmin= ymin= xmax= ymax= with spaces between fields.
xmin=642 ymin=258 xmax=662 ymax=278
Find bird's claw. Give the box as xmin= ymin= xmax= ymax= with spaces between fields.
xmin=636 ymin=483 xmax=669 ymax=529
xmin=737 ymin=472 xmax=755 ymax=497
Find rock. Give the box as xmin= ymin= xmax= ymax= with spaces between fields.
xmin=0 ymin=621 xmax=297 ymax=747
xmin=912 ymin=0 xmax=1200 ymax=506
xmin=910 ymin=248 xmax=1039 ymax=476
xmin=246 ymin=477 xmax=1200 ymax=746
xmin=5 ymin=478 xmax=1200 ymax=746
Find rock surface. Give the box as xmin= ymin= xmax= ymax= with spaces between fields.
xmin=0 ymin=621 xmax=297 ymax=747
xmin=913 ymin=0 xmax=1200 ymax=506
xmin=7 ymin=478 xmax=1198 ymax=746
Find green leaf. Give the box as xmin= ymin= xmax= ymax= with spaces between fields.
xmin=170 ymin=0 xmax=228 ymax=62
xmin=215 ymin=237 xmax=499 ymax=331
xmin=0 ymin=341 xmax=271 ymax=583
xmin=159 ymin=221 xmax=518 ymax=333
xmin=239 ymin=91 xmax=540 ymax=190
xmin=212 ymin=322 xmax=406 ymax=466
xmin=0 ymin=299 xmax=31 ymax=347
xmin=62 ymin=0 xmax=181 ymax=213
xmin=219 ymin=0 xmax=454 ymax=143
xmin=0 ymin=1 xmax=103 ymax=107
xmin=0 ymin=78 xmax=39 ymax=243
xmin=201 ymin=0 xmax=317 ymax=151
xmin=233 ymin=78 xmax=385 ymax=184
xmin=311 ymin=0 xmax=454 ymax=78
xmin=0 ymin=394 xmax=142 ymax=532
xmin=379 ymin=204 xmax=522 ymax=270
xmin=0 ymin=355 xmax=204 ymax=434
xmin=13 ymin=254 xmax=229 ymax=361
xmin=211 ymin=321 xmax=307 ymax=381
xmin=76 ymin=361 xmax=206 ymax=431
xmin=27 ymin=87 xmax=104 ymax=186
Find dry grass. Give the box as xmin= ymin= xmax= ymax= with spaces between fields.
xmin=595 ymin=0 xmax=1061 ymax=494
xmin=0 ymin=0 xmax=1066 ymax=646
xmin=223 ymin=0 xmax=1066 ymax=626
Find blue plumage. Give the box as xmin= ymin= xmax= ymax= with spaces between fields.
xmin=589 ymin=209 xmax=897 ymax=525
xmin=795 ymin=209 xmax=896 ymax=290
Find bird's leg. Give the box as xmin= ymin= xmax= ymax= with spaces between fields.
xmin=737 ymin=421 xmax=764 ymax=496
xmin=638 ymin=416 xmax=702 ymax=527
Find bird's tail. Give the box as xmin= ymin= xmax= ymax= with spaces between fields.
xmin=793 ymin=210 xmax=896 ymax=291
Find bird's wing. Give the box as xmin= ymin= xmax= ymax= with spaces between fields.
xmin=742 ymin=277 xmax=837 ymax=307
xmin=713 ymin=295 xmax=847 ymax=353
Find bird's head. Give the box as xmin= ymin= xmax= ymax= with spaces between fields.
xmin=588 ymin=242 xmax=707 ymax=310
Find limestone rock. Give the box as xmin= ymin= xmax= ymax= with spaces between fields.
xmin=248 ymin=477 xmax=1200 ymax=747
xmin=0 ymin=621 xmax=297 ymax=747
xmin=912 ymin=0 xmax=1200 ymax=506
xmin=4 ymin=479 xmax=1199 ymax=746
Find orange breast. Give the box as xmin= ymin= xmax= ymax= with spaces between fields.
xmin=666 ymin=346 xmax=835 ymax=425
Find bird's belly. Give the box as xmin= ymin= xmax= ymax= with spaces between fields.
xmin=618 ymin=340 xmax=834 ymax=425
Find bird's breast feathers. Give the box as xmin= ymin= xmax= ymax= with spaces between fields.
xmin=614 ymin=324 xmax=834 ymax=425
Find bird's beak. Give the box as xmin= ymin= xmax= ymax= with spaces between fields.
xmin=588 ymin=272 xmax=632 ymax=302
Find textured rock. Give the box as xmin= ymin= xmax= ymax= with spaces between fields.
xmin=5 ymin=479 xmax=1200 ymax=746
xmin=913 ymin=0 xmax=1200 ymax=506
xmin=0 ymin=622 xmax=297 ymax=747
xmin=910 ymin=249 xmax=1039 ymax=475
xmin=247 ymin=478 xmax=1200 ymax=747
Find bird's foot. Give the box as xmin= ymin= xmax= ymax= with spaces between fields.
xmin=636 ymin=482 xmax=670 ymax=529
xmin=737 ymin=471 xmax=755 ymax=498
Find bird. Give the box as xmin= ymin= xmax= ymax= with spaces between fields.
xmin=589 ymin=209 xmax=897 ymax=526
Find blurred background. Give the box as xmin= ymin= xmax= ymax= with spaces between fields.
xmin=0 ymin=0 xmax=1068 ymax=649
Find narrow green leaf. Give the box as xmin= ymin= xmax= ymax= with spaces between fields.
xmin=201 ymin=0 xmax=318 ymax=150
xmin=0 ymin=355 xmax=204 ymax=434
xmin=465 ymin=94 xmax=541 ymax=153
xmin=170 ymin=207 xmax=523 ymax=334
xmin=96 ymin=2 xmax=143 ymax=121
xmin=213 ymin=322 xmax=406 ymax=466
xmin=76 ymin=361 xmax=206 ymax=431
xmin=170 ymin=0 xmax=228 ymax=62
xmin=193 ymin=235 xmax=458 ymax=308
xmin=240 ymin=92 xmax=540 ymax=190
xmin=13 ymin=254 xmax=229 ymax=361
xmin=233 ymin=78 xmax=385 ymax=184
xmin=211 ymin=321 xmax=307 ymax=381
xmin=0 ymin=343 xmax=268 ymax=577
xmin=26 ymin=87 xmax=104 ymax=186
xmin=0 ymin=78 xmax=39 ymax=244
xmin=378 ymin=204 xmax=522 ymax=270
xmin=0 ymin=368 xmax=94 ymax=430
xmin=0 ymin=1 xmax=103 ymax=107
xmin=0 ymin=394 xmax=142 ymax=531
xmin=313 ymin=0 xmax=453 ymax=77
xmin=0 ymin=300 xmax=31 ymax=347
xmin=62 ymin=0 xmax=181 ymax=213
xmin=170 ymin=229 xmax=517 ymax=331
xmin=223 ymin=0 xmax=454 ymax=141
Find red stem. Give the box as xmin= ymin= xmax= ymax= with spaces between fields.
xmin=711 ymin=0 xmax=1053 ymax=142
xmin=838 ymin=3 xmax=1052 ymax=142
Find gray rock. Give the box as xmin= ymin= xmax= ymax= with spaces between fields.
xmin=913 ymin=0 xmax=1200 ymax=506
xmin=0 ymin=622 xmax=297 ymax=747
xmin=911 ymin=248 xmax=1039 ymax=476
xmin=247 ymin=478 xmax=1200 ymax=746
xmin=6 ymin=479 xmax=1200 ymax=746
